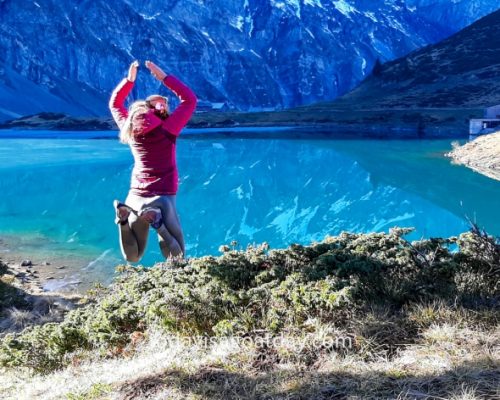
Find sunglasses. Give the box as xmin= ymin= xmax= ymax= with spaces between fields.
xmin=154 ymin=102 xmax=167 ymax=111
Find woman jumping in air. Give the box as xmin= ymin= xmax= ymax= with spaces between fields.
xmin=109 ymin=60 xmax=197 ymax=262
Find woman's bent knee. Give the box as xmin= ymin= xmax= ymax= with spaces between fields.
xmin=158 ymin=237 xmax=182 ymax=259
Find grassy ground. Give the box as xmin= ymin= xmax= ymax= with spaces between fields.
xmin=0 ymin=228 xmax=498 ymax=399
xmin=2 ymin=313 xmax=497 ymax=399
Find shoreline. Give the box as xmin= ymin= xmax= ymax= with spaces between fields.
xmin=0 ymin=248 xmax=89 ymax=295
xmin=0 ymin=109 xmax=472 ymax=139
xmin=0 ymin=254 xmax=84 ymax=334
xmin=0 ymin=235 xmax=111 ymax=295
xmin=0 ymin=123 xmax=468 ymax=140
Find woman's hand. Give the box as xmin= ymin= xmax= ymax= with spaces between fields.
xmin=145 ymin=60 xmax=167 ymax=81
xmin=127 ymin=60 xmax=139 ymax=82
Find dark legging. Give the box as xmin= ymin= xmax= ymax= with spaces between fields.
xmin=118 ymin=193 xmax=185 ymax=262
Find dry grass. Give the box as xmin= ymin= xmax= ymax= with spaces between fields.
xmin=0 ymin=293 xmax=80 ymax=333
xmin=0 ymin=307 xmax=41 ymax=331
xmin=1 ymin=305 xmax=498 ymax=400
xmin=446 ymin=131 xmax=500 ymax=181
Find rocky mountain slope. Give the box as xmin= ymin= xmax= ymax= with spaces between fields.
xmin=0 ymin=0 xmax=499 ymax=121
xmin=187 ymin=7 xmax=500 ymax=136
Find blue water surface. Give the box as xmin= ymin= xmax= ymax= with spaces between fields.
xmin=0 ymin=129 xmax=498 ymax=287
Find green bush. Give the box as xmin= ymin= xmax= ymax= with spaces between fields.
xmin=1 ymin=228 xmax=498 ymax=373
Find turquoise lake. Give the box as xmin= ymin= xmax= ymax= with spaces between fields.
xmin=0 ymin=129 xmax=499 ymax=289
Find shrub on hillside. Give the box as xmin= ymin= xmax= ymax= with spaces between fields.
xmin=0 ymin=228 xmax=498 ymax=373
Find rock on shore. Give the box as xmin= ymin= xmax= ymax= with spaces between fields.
xmin=447 ymin=131 xmax=500 ymax=181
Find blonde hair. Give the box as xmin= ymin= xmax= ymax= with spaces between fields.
xmin=119 ymin=100 xmax=148 ymax=144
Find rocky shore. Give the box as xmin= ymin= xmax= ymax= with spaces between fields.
xmin=447 ymin=131 xmax=500 ymax=181
xmin=0 ymin=255 xmax=84 ymax=334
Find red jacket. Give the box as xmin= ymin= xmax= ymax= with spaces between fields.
xmin=109 ymin=75 xmax=197 ymax=196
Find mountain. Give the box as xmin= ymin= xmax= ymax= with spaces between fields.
xmin=219 ymin=6 xmax=500 ymax=137
xmin=0 ymin=0 xmax=499 ymax=121
xmin=327 ymin=6 xmax=500 ymax=109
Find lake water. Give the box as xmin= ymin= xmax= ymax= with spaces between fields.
xmin=0 ymin=129 xmax=498 ymax=289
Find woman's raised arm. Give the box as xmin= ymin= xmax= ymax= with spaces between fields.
xmin=109 ymin=61 xmax=139 ymax=129
xmin=145 ymin=60 xmax=197 ymax=136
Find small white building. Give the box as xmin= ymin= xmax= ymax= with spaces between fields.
xmin=470 ymin=104 xmax=500 ymax=135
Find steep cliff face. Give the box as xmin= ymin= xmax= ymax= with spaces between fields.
xmin=0 ymin=0 xmax=498 ymax=120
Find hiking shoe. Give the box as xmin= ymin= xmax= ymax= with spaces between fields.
xmin=139 ymin=207 xmax=163 ymax=229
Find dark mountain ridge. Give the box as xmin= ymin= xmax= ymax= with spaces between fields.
xmin=328 ymin=7 xmax=500 ymax=110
